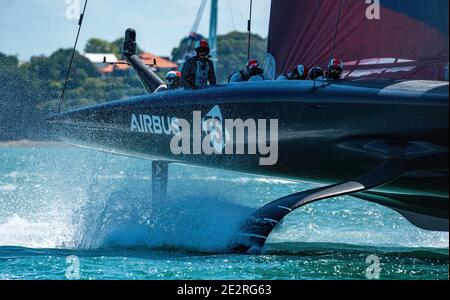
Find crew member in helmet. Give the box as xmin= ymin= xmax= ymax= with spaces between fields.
xmin=165 ymin=71 xmax=182 ymax=90
xmin=277 ymin=64 xmax=309 ymax=80
xmin=228 ymin=59 xmax=265 ymax=82
xmin=155 ymin=71 xmax=182 ymax=93
xmin=181 ymin=39 xmax=216 ymax=89
xmin=309 ymin=66 xmax=326 ymax=80
xmin=327 ymin=58 xmax=344 ymax=80
xmin=247 ymin=59 xmax=265 ymax=81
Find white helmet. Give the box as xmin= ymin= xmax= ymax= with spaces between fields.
xmin=294 ymin=64 xmax=308 ymax=79
xmin=165 ymin=71 xmax=181 ymax=86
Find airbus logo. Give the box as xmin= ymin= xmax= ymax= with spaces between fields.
xmin=130 ymin=114 xmax=180 ymax=135
xmin=129 ymin=105 xmax=279 ymax=166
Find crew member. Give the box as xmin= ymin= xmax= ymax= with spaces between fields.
xmin=327 ymin=58 xmax=344 ymax=80
xmin=309 ymin=66 xmax=326 ymax=80
xmin=181 ymin=40 xmax=216 ymax=89
xmin=155 ymin=71 xmax=182 ymax=92
xmin=228 ymin=59 xmax=265 ymax=82
xmin=277 ymin=64 xmax=309 ymax=80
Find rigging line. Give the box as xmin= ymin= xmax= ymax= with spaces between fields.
xmin=247 ymin=0 xmax=253 ymax=61
xmin=58 ymin=0 xmax=88 ymax=113
xmin=184 ymin=0 xmax=207 ymax=62
xmin=328 ymin=0 xmax=344 ymax=82
xmin=192 ymin=0 xmax=208 ymax=33
xmin=329 ymin=0 xmax=343 ymax=61
xmin=313 ymin=0 xmax=320 ymax=88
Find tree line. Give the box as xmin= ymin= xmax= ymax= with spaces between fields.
xmin=0 ymin=31 xmax=266 ymax=141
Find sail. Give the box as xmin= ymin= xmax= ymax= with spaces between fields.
xmin=267 ymin=0 xmax=449 ymax=80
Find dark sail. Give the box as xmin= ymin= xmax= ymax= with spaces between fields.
xmin=267 ymin=0 xmax=449 ymax=80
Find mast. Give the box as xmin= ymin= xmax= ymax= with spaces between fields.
xmin=209 ymin=0 xmax=218 ymax=64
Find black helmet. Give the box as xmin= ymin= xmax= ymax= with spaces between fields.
xmin=309 ymin=67 xmax=324 ymax=80
xmin=195 ymin=40 xmax=210 ymax=55
xmin=328 ymin=58 xmax=344 ymax=80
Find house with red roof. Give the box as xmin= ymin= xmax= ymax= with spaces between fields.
xmin=84 ymin=52 xmax=178 ymax=77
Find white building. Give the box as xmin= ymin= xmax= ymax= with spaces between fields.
xmin=84 ymin=53 xmax=118 ymax=76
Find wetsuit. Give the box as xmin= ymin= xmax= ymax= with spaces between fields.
xmin=276 ymin=73 xmax=290 ymax=80
xmin=181 ymin=56 xmax=216 ymax=89
xmin=228 ymin=70 xmax=248 ymax=83
xmin=228 ymin=68 xmax=265 ymax=83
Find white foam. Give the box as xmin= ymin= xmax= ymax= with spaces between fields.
xmin=0 ymin=214 xmax=74 ymax=249
xmin=0 ymin=184 xmax=16 ymax=192
xmin=73 ymin=190 xmax=253 ymax=252
xmin=268 ymin=201 xmax=450 ymax=249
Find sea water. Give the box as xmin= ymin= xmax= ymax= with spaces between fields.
xmin=0 ymin=146 xmax=448 ymax=280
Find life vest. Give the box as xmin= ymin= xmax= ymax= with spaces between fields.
xmin=228 ymin=70 xmax=247 ymax=83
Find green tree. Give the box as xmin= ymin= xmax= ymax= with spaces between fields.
xmin=1 ymin=31 xmax=269 ymax=141
xmin=216 ymin=31 xmax=267 ymax=83
xmin=84 ymin=38 xmax=113 ymax=53
xmin=0 ymin=55 xmax=43 ymax=140
xmin=0 ymin=53 xmax=19 ymax=68
xmin=110 ymin=38 xmax=143 ymax=58
xmin=84 ymin=37 xmax=144 ymax=58
xmin=171 ymin=34 xmax=206 ymax=63
xmin=0 ymin=48 xmax=147 ymax=141
xmin=20 ymin=49 xmax=101 ymax=103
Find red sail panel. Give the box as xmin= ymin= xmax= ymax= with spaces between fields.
xmin=267 ymin=0 xmax=449 ymax=80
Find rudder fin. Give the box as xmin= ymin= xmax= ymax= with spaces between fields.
xmin=230 ymin=159 xmax=410 ymax=254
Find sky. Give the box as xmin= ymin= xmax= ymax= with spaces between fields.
xmin=0 ymin=0 xmax=272 ymax=61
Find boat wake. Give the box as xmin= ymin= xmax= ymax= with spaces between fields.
xmin=0 ymin=147 xmax=448 ymax=253
xmin=72 ymin=186 xmax=253 ymax=252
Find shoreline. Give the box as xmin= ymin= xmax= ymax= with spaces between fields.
xmin=0 ymin=140 xmax=68 ymax=148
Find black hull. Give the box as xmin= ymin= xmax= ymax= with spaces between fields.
xmin=48 ymin=80 xmax=449 ymax=220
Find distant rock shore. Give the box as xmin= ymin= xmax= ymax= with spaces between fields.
xmin=0 ymin=140 xmax=67 ymax=147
